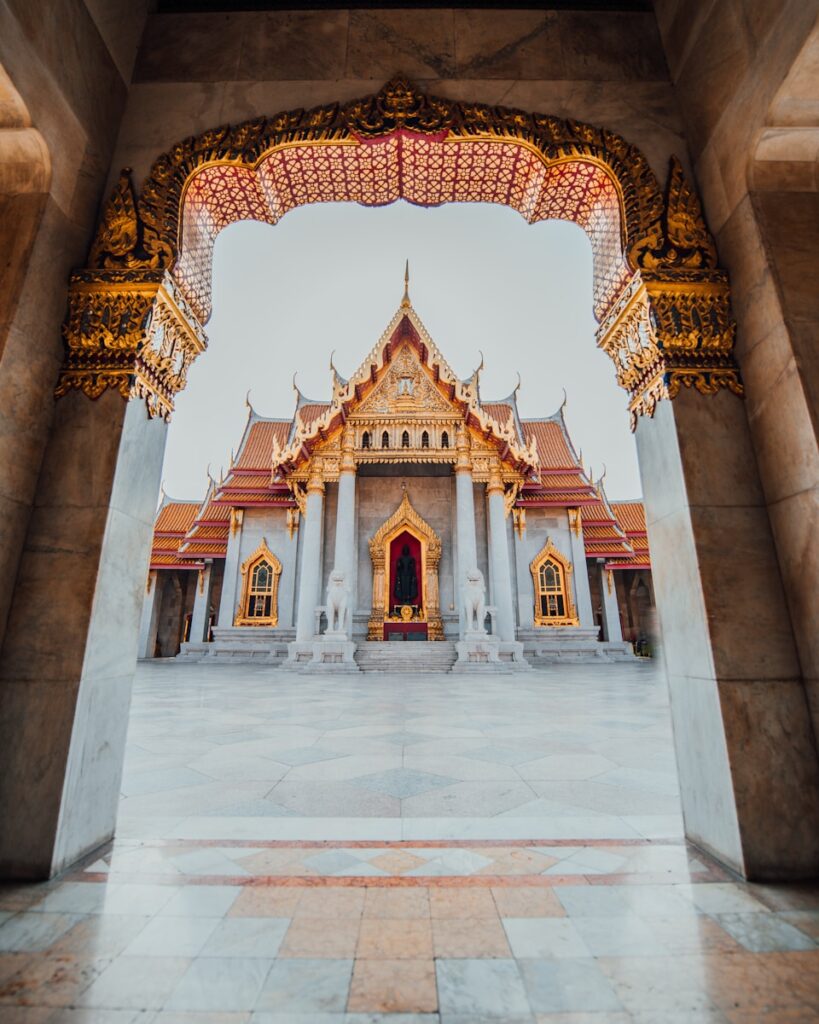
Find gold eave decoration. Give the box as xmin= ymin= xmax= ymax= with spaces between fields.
xmin=272 ymin=307 xmax=539 ymax=484
xmin=56 ymin=268 xmax=206 ymax=420
xmin=62 ymin=79 xmax=742 ymax=426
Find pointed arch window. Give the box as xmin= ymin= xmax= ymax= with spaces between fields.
xmin=235 ymin=542 xmax=282 ymax=626
xmin=530 ymin=539 xmax=578 ymax=626
xmin=401 ymin=430 xmax=410 ymax=448
xmin=381 ymin=430 xmax=390 ymax=449
xmin=362 ymin=430 xmax=370 ymax=449
xmin=441 ymin=431 xmax=449 ymax=449
xmin=421 ymin=430 xmax=430 ymax=449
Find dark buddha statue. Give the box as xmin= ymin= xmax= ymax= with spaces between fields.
xmin=394 ymin=544 xmax=418 ymax=604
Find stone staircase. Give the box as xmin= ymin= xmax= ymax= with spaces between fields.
xmin=354 ymin=640 xmax=457 ymax=674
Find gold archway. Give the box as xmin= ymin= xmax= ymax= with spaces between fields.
xmin=234 ymin=540 xmax=282 ymax=627
xmin=529 ymin=538 xmax=578 ymax=627
xmin=58 ymin=77 xmax=740 ymax=426
xmin=368 ymin=491 xmax=443 ymax=641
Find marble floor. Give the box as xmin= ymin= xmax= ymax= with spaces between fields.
xmin=1 ymin=660 xmax=818 ymax=1021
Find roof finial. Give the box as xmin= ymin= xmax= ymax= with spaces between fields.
xmin=559 ymin=388 xmax=568 ymax=415
xmin=245 ymin=389 xmax=253 ymax=412
xmin=401 ymin=259 xmax=410 ymax=308
xmin=513 ymin=371 xmax=521 ymax=398
xmin=159 ymin=479 xmax=166 ymax=504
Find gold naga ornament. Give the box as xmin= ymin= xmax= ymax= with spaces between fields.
xmin=57 ymin=78 xmax=740 ymax=426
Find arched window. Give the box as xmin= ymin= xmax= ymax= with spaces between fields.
xmin=530 ymin=540 xmax=577 ymax=626
xmin=235 ymin=543 xmax=282 ymax=626
xmin=401 ymin=430 xmax=410 ymax=448
xmin=441 ymin=431 xmax=449 ymax=449
xmin=421 ymin=430 xmax=430 ymax=449
xmin=381 ymin=430 xmax=390 ymax=449
xmin=362 ymin=431 xmax=370 ymax=449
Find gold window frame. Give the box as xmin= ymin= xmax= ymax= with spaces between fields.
xmin=530 ymin=538 xmax=579 ymax=627
xmin=234 ymin=540 xmax=282 ymax=626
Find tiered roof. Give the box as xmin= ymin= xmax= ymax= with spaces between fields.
xmin=580 ymin=478 xmax=633 ymax=561
xmin=177 ymin=479 xmax=231 ymax=561
xmin=148 ymin=289 xmax=651 ymax=573
xmin=149 ymin=498 xmax=202 ymax=570
xmin=608 ymin=500 xmax=651 ymax=570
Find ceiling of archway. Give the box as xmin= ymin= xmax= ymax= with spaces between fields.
xmin=175 ymin=131 xmax=631 ymax=323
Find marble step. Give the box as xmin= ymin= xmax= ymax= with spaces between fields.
xmin=355 ymin=641 xmax=457 ymax=672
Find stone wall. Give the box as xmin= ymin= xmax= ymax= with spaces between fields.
xmin=653 ymin=0 xmax=819 ymax=735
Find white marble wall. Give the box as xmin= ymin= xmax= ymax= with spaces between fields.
xmin=513 ymin=509 xmax=575 ymax=630
xmin=223 ymin=508 xmax=299 ymax=629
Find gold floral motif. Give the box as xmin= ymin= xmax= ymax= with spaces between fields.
xmin=66 ymin=79 xmax=740 ymax=427
xmin=56 ymin=269 xmax=206 ymax=420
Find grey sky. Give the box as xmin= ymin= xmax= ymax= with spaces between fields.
xmin=162 ymin=201 xmax=640 ymax=501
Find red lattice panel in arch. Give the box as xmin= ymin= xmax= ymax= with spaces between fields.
xmin=175 ymin=133 xmax=632 ymax=323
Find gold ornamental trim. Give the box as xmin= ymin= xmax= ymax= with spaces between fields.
xmin=234 ymin=540 xmax=282 ymax=627
xmin=530 ymin=538 xmax=579 ymax=627
xmin=56 ymin=268 xmax=206 ymax=420
xmin=66 ymin=78 xmax=742 ymax=427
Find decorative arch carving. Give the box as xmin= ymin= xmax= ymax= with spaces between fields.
xmin=59 ymin=77 xmax=741 ymax=428
xmin=530 ymin=538 xmax=578 ymax=627
xmin=368 ymin=491 xmax=443 ymax=641
xmin=234 ymin=540 xmax=282 ymax=627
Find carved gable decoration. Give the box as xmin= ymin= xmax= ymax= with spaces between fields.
xmin=354 ymin=344 xmax=454 ymax=418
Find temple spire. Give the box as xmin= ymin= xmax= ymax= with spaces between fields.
xmin=401 ymin=259 xmax=411 ymax=308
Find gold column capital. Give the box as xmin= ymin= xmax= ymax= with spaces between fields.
xmin=486 ymin=463 xmax=504 ymax=495
xmin=306 ymin=460 xmax=325 ymax=495
xmin=455 ymin=421 xmax=472 ymax=474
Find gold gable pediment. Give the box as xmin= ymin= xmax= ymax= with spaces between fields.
xmin=353 ymin=344 xmax=455 ymax=419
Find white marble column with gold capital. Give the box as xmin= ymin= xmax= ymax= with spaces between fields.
xmin=294 ymin=466 xmax=325 ymax=642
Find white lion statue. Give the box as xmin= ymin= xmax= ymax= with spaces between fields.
xmin=461 ymin=568 xmax=487 ymax=634
xmin=325 ymin=569 xmax=349 ymax=634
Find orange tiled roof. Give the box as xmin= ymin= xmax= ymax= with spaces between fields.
xmin=521 ymin=418 xmax=578 ymax=469
xmin=234 ymin=420 xmax=291 ymax=470
xmin=481 ymin=402 xmax=515 ymax=430
xmin=150 ymin=500 xmax=202 ymax=570
xmin=581 ymin=484 xmax=633 ymax=559
xmin=608 ymin=500 xmax=651 ymax=569
xmin=297 ymin=403 xmax=331 ymax=429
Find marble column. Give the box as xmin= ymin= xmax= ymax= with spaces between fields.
xmin=636 ymin=388 xmax=819 ymax=879
xmin=567 ymin=509 xmax=595 ymax=630
xmin=295 ymin=466 xmax=325 ymax=641
xmin=189 ymin=561 xmax=213 ymax=643
xmin=454 ymin=425 xmax=478 ymax=636
xmin=331 ymin=430 xmax=357 ymax=634
xmin=486 ymin=467 xmax=515 ymax=641
xmin=598 ymin=563 xmax=623 ymax=642
xmin=218 ymin=509 xmax=243 ymax=626
xmin=137 ymin=571 xmax=161 ymax=659
xmin=0 ymin=392 xmax=167 ymax=879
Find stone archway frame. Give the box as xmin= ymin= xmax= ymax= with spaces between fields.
xmin=58 ymin=76 xmax=742 ymax=429
xmin=368 ymin=491 xmax=443 ymax=642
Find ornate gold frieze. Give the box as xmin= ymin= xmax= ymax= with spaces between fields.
xmin=68 ymin=80 xmax=741 ymax=429
xmin=56 ymin=267 xmax=206 ymax=420
xmin=597 ymin=271 xmax=741 ymax=430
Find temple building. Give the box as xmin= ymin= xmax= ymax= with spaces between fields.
xmin=140 ymin=284 xmax=655 ymax=670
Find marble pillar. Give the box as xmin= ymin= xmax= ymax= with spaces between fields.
xmin=295 ymin=470 xmax=325 ymax=642
xmin=137 ymin=571 xmax=161 ymax=659
xmin=636 ymin=388 xmax=819 ymax=879
xmin=330 ymin=432 xmax=356 ymax=635
xmin=454 ymin=429 xmax=478 ymax=638
xmin=0 ymin=392 xmax=167 ymax=879
xmin=189 ymin=562 xmax=213 ymax=643
xmin=218 ymin=511 xmax=242 ymax=626
xmin=486 ymin=470 xmax=515 ymax=641
xmin=598 ymin=563 xmax=623 ymax=643
xmin=567 ymin=510 xmax=595 ymax=630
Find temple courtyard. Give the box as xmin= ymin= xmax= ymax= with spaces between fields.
xmin=1 ymin=661 xmax=818 ymax=1020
